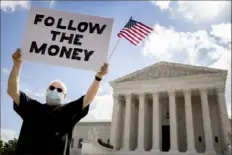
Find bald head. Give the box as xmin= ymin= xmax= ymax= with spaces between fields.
xmin=48 ymin=80 xmax=67 ymax=95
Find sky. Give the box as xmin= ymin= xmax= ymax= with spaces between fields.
xmin=0 ymin=1 xmax=231 ymax=142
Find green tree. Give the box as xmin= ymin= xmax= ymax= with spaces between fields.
xmin=0 ymin=138 xmax=18 ymax=153
xmin=0 ymin=139 xmax=4 ymax=152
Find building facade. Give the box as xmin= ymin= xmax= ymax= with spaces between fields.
xmin=72 ymin=61 xmax=231 ymax=155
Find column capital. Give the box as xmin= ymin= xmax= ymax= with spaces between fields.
xmin=183 ymin=89 xmax=192 ymax=96
xmin=152 ymin=92 xmax=159 ymax=96
xmin=199 ymin=88 xmax=208 ymax=94
xmin=112 ymin=93 xmax=120 ymax=99
xmin=168 ymin=90 xmax=176 ymax=96
xmin=216 ymin=87 xmax=225 ymax=94
xmin=138 ymin=92 xmax=147 ymax=96
xmin=124 ymin=93 xmax=132 ymax=97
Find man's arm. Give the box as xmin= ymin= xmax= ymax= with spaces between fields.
xmin=83 ymin=63 xmax=109 ymax=109
xmin=7 ymin=49 xmax=22 ymax=105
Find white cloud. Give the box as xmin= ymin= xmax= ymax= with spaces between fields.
xmin=150 ymin=1 xmax=171 ymax=11
xmin=97 ymin=81 xmax=113 ymax=96
xmin=176 ymin=1 xmax=230 ymax=23
xmin=81 ymin=94 xmax=113 ymax=122
xmin=49 ymin=1 xmax=55 ymax=8
xmin=142 ymin=24 xmax=227 ymax=65
xmin=211 ymin=23 xmax=231 ymax=44
xmin=1 ymin=1 xmax=30 ymax=12
xmin=151 ymin=1 xmax=230 ymax=23
xmin=142 ymin=23 xmax=231 ymax=117
xmin=0 ymin=129 xmax=17 ymax=142
xmin=1 ymin=67 xmax=33 ymax=79
xmin=1 ymin=68 xmax=10 ymax=75
xmin=1 ymin=68 xmax=32 ymax=79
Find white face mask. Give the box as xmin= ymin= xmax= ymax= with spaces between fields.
xmin=46 ymin=89 xmax=63 ymax=105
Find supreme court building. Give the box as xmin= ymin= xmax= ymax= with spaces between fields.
xmin=72 ymin=61 xmax=231 ymax=155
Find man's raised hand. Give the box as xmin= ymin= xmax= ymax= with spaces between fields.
xmin=96 ymin=63 xmax=109 ymax=78
xmin=12 ymin=49 xmax=22 ymax=66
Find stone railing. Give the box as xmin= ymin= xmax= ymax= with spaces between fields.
xmin=97 ymin=139 xmax=113 ymax=149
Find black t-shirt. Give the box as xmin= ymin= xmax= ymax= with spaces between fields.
xmin=13 ymin=91 xmax=89 ymax=155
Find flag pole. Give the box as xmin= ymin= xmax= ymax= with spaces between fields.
xmin=107 ymin=16 xmax=132 ymax=62
xmin=107 ymin=37 xmax=121 ymax=62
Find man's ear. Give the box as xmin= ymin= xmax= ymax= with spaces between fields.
xmin=64 ymin=94 xmax=67 ymax=98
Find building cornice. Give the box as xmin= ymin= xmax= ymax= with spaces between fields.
xmin=110 ymin=61 xmax=227 ymax=84
xmin=111 ymin=73 xmax=226 ymax=95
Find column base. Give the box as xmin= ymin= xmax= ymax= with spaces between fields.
xmin=150 ymin=148 xmax=161 ymax=153
xmin=186 ymin=149 xmax=197 ymax=154
xmin=120 ymin=148 xmax=130 ymax=152
xmin=135 ymin=148 xmax=144 ymax=152
xmin=205 ymin=150 xmax=216 ymax=155
xmin=168 ymin=149 xmax=179 ymax=154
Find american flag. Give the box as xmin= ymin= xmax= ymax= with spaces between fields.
xmin=117 ymin=17 xmax=153 ymax=46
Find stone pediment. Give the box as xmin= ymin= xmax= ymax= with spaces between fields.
xmin=112 ymin=61 xmax=226 ymax=83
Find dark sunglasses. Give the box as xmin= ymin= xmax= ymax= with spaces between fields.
xmin=49 ymin=86 xmax=63 ymax=93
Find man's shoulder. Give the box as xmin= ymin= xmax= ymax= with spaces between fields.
xmin=18 ymin=91 xmax=43 ymax=105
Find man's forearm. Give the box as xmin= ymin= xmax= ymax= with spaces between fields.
xmin=7 ymin=64 xmax=22 ymax=104
xmin=83 ymin=76 xmax=101 ymax=109
xmin=82 ymin=63 xmax=108 ymax=109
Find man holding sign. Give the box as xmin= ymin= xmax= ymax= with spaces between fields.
xmin=7 ymin=49 xmax=109 ymax=155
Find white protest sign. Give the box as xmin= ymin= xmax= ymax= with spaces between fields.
xmin=21 ymin=7 xmax=114 ymax=72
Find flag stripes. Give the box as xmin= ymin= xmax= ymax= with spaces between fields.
xmin=117 ymin=18 xmax=153 ymax=46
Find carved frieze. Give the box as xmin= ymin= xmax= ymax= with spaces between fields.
xmin=116 ymin=62 xmax=222 ymax=83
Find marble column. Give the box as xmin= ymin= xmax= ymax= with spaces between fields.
xmin=136 ymin=93 xmax=145 ymax=151
xmin=184 ymin=90 xmax=196 ymax=153
xmin=121 ymin=94 xmax=132 ymax=151
xmin=110 ymin=94 xmax=120 ymax=150
xmin=200 ymin=89 xmax=216 ymax=155
xmin=169 ymin=91 xmax=179 ymax=153
xmin=216 ymin=87 xmax=231 ymax=148
xmin=151 ymin=92 xmax=161 ymax=152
